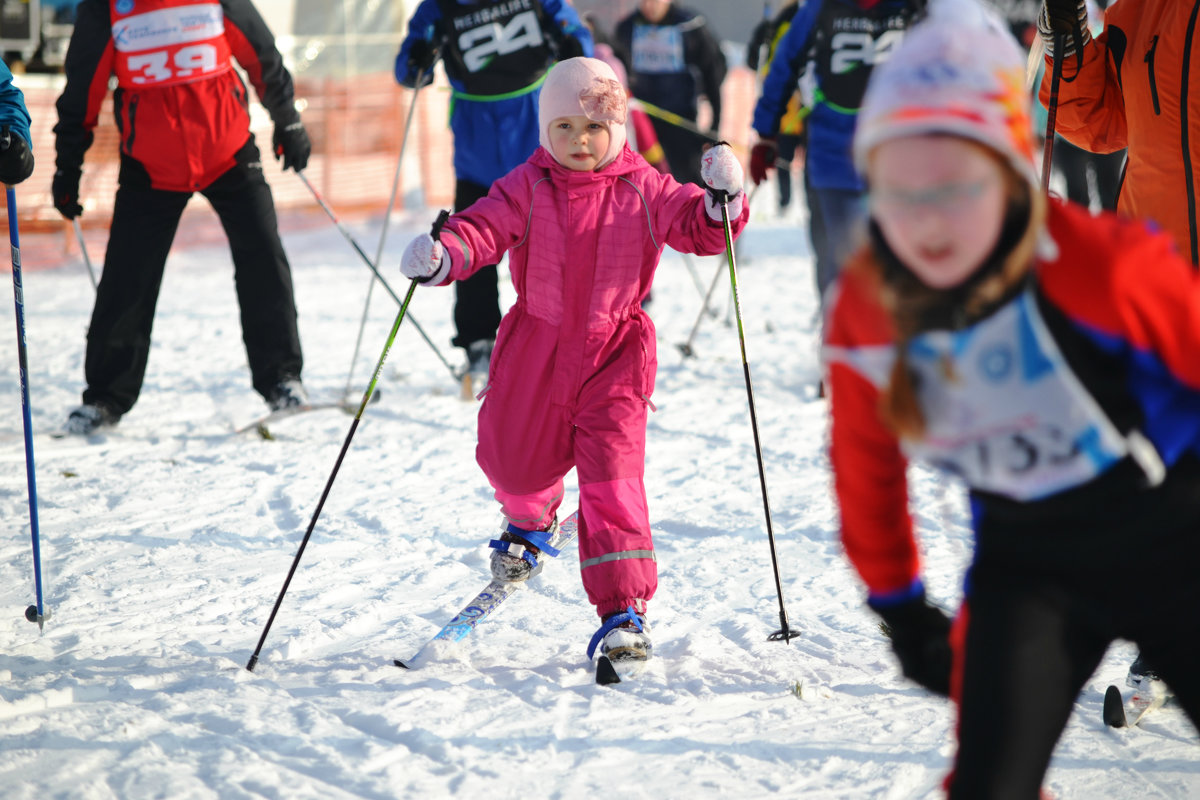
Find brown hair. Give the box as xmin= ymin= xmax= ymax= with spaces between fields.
xmin=850 ymin=149 xmax=1048 ymax=440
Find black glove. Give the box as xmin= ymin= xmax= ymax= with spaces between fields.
xmin=1038 ymin=0 xmax=1090 ymax=59
xmin=871 ymin=594 xmax=953 ymax=696
xmin=556 ymin=35 xmax=586 ymax=61
xmin=272 ymin=120 xmax=311 ymax=173
xmin=0 ymin=127 xmax=34 ymax=185
xmin=407 ymin=37 xmax=440 ymax=75
xmin=52 ymin=168 xmax=83 ymax=220
xmin=746 ymin=19 xmax=772 ymax=71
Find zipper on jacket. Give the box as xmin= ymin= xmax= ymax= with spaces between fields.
xmin=1145 ymin=35 xmax=1161 ymax=115
xmin=1182 ymin=1 xmax=1200 ymax=266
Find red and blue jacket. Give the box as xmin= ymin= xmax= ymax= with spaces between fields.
xmin=823 ymin=200 xmax=1200 ymax=604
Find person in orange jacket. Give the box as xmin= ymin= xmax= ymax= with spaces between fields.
xmin=1039 ymin=0 xmax=1200 ymax=690
xmin=1039 ymin=0 xmax=1200 ymax=265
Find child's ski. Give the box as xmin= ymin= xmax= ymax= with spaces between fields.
xmin=235 ymin=391 xmax=381 ymax=439
xmin=394 ymin=511 xmax=578 ymax=669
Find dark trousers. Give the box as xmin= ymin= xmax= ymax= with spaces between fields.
xmin=648 ymin=117 xmax=707 ymax=187
xmin=809 ymin=185 xmax=865 ymax=307
xmin=451 ymin=178 xmax=502 ymax=349
xmin=83 ymin=138 xmax=302 ymax=414
xmin=948 ymin=525 xmax=1200 ymax=798
xmin=775 ymin=134 xmax=801 ymax=210
xmin=1054 ymin=137 xmax=1125 ymax=212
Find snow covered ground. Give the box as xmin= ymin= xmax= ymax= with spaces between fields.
xmin=1 ymin=195 xmax=1197 ymax=799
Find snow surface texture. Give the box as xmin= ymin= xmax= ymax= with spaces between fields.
xmin=1 ymin=199 xmax=1197 ymax=799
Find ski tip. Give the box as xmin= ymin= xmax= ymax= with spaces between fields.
xmin=393 ymin=658 xmax=410 ymax=670
xmin=595 ymin=656 xmax=622 ymax=686
xmin=256 ymin=423 xmax=274 ymax=440
xmin=1103 ymin=684 xmax=1127 ymax=728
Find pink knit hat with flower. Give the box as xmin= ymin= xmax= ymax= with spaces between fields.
xmin=853 ymin=0 xmax=1037 ymax=192
xmin=538 ymin=57 xmax=628 ymax=169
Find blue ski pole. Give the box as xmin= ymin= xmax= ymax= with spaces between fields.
xmin=6 ymin=185 xmax=46 ymax=630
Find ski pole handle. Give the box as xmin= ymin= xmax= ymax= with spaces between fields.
xmin=430 ymin=208 xmax=450 ymax=240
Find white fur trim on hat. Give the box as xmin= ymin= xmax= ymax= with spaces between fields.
xmin=538 ymin=57 xmax=628 ymax=169
xmin=854 ymin=0 xmax=1038 ymax=191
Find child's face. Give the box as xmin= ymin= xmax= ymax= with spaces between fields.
xmin=548 ymin=115 xmax=610 ymax=172
xmin=869 ymin=135 xmax=1010 ymax=289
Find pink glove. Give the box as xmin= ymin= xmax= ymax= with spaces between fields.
xmin=400 ymin=233 xmax=451 ymax=284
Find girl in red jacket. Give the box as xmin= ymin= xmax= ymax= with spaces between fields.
xmin=400 ymin=57 xmax=747 ymax=674
xmin=824 ymin=4 xmax=1200 ymax=795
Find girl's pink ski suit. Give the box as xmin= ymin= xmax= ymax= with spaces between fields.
xmin=436 ymin=144 xmax=749 ymax=618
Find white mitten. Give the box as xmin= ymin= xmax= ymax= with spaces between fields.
xmin=400 ymin=233 xmax=451 ymax=284
xmin=700 ymin=143 xmax=744 ymax=197
xmin=700 ymin=143 xmax=745 ymax=221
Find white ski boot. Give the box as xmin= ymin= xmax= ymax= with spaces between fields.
xmin=589 ymin=607 xmax=652 ymax=684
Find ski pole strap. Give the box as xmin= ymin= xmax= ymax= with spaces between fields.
xmin=586 ymin=607 xmax=645 ymax=660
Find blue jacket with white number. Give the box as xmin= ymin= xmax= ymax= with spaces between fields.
xmin=395 ymin=0 xmax=592 ymax=187
xmin=752 ymin=0 xmax=921 ymax=191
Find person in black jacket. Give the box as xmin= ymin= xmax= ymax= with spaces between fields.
xmin=615 ymin=0 xmax=726 ymax=187
xmin=395 ymin=0 xmax=592 ymax=393
xmin=53 ymin=0 xmax=311 ymax=436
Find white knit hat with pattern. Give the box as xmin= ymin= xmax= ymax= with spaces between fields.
xmin=538 ymin=57 xmax=628 ymax=169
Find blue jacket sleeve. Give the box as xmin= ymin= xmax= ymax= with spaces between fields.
xmin=395 ymin=0 xmax=443 ymax=88
xmin=752 ymin=0 xmax=821 ymax=137
xmin=542 ymin=0 xmax=594 ymax=56
xmin=0 ymin=60 xmax=32 ymax=149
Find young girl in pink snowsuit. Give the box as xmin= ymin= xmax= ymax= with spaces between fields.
xmin=400 ymin=57 xmax=748 ymax=668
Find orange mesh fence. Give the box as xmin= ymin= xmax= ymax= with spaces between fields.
xmin=4 ymin=65 xmax=757 ymax=272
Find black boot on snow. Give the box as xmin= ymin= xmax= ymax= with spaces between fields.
xmin=65 ymin=401 xmax=121 ymax=436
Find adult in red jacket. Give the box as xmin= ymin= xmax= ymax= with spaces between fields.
xmin=53 ymin=0 xmax=312 ymax=435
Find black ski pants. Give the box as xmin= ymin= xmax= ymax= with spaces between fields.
xmin=451 ymin=178 xmax=502 ymax=350
xmin=82 ymin=138 xmax=302 ymax=415
xmin=648 ymin=116 xmax=707 ymax=188
xmin=947 ymin=523 xmax=1200 ymax=798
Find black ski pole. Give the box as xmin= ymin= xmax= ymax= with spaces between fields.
xmin=7 ymin=185 xmax=47 ymax=631
xmin=1041 ymin=31 xmax=1065 ymax=192
xmin=71 ymin=218 xmax=98 ymax=292
xmin=680 ymin=252 xmax=720 ymax=318
xmin=676 ymin=258 xmax=725 ymax=358
xmin=343 ymin=65 xmax=433 ymax=401
xmin=245 ymin=210 xmax=451 ymax=672
xmin=296 ymin=170 xmax=458 ymax=381
xmin=715 ymin=190 xmax=797 ymax=643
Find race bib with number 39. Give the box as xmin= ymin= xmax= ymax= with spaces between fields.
xmin=112 ymin=2 xmax=232 ymax=88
